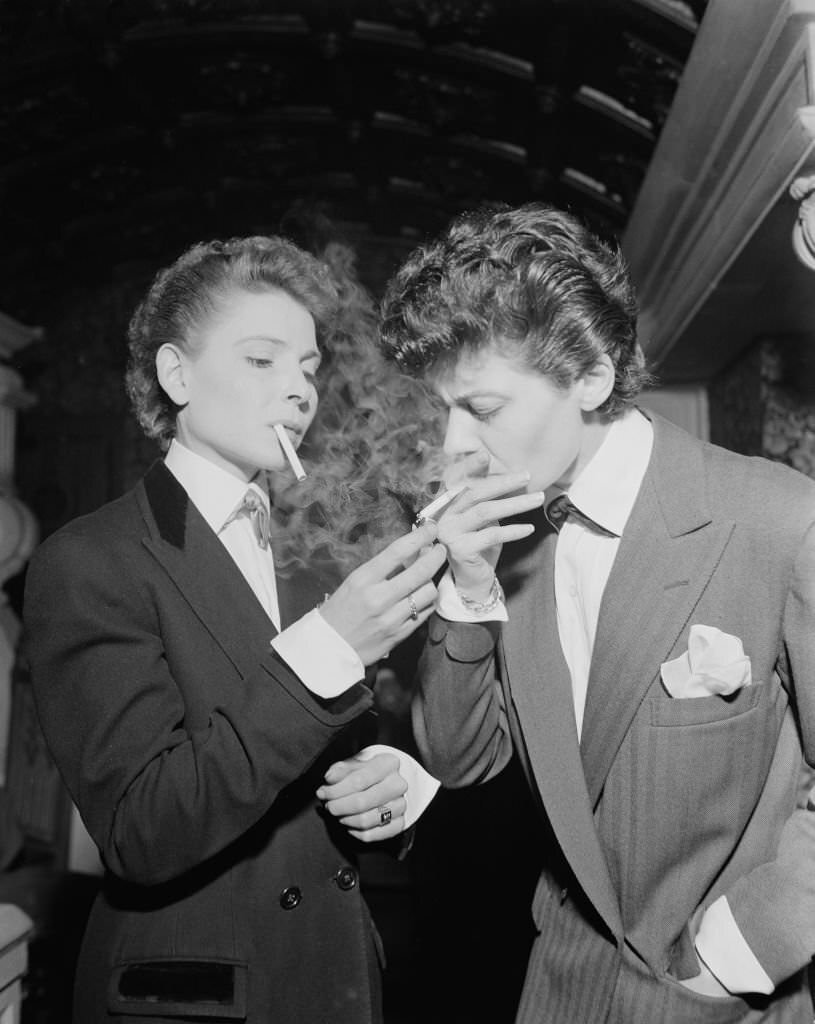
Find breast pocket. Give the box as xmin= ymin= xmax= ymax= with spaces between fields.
xmin=650 ymin=681 xmax=767 ymax=728
xmin=643 ymin=677 xmax=787 ymax=823
xmin=651 ymin=679 xmax=769 ymax=729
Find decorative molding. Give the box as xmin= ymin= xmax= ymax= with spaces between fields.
xmin=789 ymin=171 xmax=815 ymax=266
xmin=0 ymin=312 xmax=39 ymax=795
xmin=0 ymin=314 xmax=39 ymax=483
xmin=629 ymin=0 xmax=700 ymax=33
xmin=623 ymin=0 xmax=815 ymax=370
xmin=0 ymin=312 xmax=42 ymax=362
xmin=0 ymin=322 xmax=39 ymax=575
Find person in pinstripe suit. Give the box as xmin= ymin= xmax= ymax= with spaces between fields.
xmin=379 ymin=202 xmax=815 ymax=1023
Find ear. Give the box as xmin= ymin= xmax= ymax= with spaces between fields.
xmin=155 ymin=343 xmax=189 ymax=406
xmin=578 ymin=354 xmax=615 ymax=412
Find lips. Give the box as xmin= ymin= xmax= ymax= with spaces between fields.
xmin=273 ymin=423 xmax=301 ymax=440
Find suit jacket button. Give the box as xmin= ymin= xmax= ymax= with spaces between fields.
xmin=335 ymin=866 xmax=357 ymax=891
xmin=280 ymin=886 xmax=302 ymax=910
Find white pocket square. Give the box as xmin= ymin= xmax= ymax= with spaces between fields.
xmin=660 ymin=624 xmax=752 ymax=698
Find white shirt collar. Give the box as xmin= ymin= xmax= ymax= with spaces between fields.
xmin=565 ymin=408 xmax=654 ymax=537
xmin=164 ymin=439 xmax=270 ymax=534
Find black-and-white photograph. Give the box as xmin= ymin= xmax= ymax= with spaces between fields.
xmin=2 ymin=1 xmax=815 ymax=1021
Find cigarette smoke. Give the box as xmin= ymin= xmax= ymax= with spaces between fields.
xmin=268 ymin=230 xmax=447 ymax=578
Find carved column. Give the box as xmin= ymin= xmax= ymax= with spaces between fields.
xmin=790 ymin=174 xmax=815 ymax=270
xmin=0 ymin=313 xmax=40 ymax=784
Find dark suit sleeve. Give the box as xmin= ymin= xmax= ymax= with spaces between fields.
xmin=411 ymin=613 xmax=513 ymax=787
xmin=720 ymin=519 xmax=815 ymax=985
xmin=23 ymin=526 xmax=373 ymax=887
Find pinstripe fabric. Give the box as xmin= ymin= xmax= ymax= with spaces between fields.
xmin=414 ymin=413 xmax=815 ymax=1024
xmin=516 ymin=868 xmax=812 ymax=1024
xmin=508 ymin=418 xmax=815 ymax=1023
xmin=517 ymin=874 xmax=620 ymax=1024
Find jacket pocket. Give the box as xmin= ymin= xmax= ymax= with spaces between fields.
xmin=108 ymin=958 xmax=248 ymax=1019
xmin=650 ymin=679 xmax=766 ymax=727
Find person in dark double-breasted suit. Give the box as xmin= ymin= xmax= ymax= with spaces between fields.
xmin=23 ymin=235 xmax=444 ymax=1023
xmin=379 ymin=202 xmax=815 ymax=1023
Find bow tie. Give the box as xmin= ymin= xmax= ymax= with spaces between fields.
xmin=544 ymin=494 xmax=617 ymax=538
xmin=225 ymin=489 xmax=271 ymax=549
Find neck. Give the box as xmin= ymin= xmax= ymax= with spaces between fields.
xmin=569 ymin=413 xmax=615 ymax=487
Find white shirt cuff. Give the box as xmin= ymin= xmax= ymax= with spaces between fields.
xmin=436 ymin=569 xmax=508 ymax=623
xmin=355 ymin=744 xmax=441 ymax=829
xmin=694 ymin=895 xmax=774 ymax=995
xmin=270 ymin=608 xmax=365 ymax=699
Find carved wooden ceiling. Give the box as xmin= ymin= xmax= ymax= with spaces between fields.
xmin=1 ymin=0 xmax=708 ymax=318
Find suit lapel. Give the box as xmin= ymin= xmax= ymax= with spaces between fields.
xmin=137 ymin=461 xmax=279 ymax=678
xmin=499 ymin=513 xmax=623 ymax=939
xmin=579 ymin=415 xmax=736 ymax=808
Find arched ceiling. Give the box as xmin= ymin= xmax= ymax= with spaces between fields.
xmin=1 ymin=0 xmax=708 ymax=317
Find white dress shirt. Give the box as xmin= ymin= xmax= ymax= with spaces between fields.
xmin=437 ymin=408 xmax=772 ymax=995
xmin=163 ymin=441 xmax=440 ymax=826
xmin=547 ymin=410 xmax=653 ymax=736
xmin=164 ymin=440 xmax=364 ymax=697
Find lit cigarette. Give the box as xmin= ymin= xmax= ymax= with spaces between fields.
xmin=414 ymin=483 xmax=466 ymax=525
xmin=273 ymin=423 xmax=307 ymax=481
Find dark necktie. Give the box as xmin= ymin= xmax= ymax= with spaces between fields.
xmin=544 ymin=494 xmax=617 ymax=538
xmin=225 ymin=490 xmax=271 ymax=549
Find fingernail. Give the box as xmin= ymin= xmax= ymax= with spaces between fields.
xmin=316 ymin=788 xmax=326 ymax=800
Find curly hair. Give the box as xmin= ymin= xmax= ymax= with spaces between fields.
xmin=125 ymin=235 xmax=339 ymax=448
xmin=379 ymin=202 xmax=652 ymax=417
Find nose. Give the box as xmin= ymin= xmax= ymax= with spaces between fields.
xmin=284 ymin=363 xmax=312 ymax=409
xmin=442 ymin=408 xmax=481 ymax=459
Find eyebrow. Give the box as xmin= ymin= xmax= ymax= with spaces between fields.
xmin=235 ymin=335 xmax=321 ymax=365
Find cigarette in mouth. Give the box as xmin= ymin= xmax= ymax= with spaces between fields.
xmin=414 ymin=483 xmax=466 ymax=525
xmin=273 ymin=423 xmax=307 ymax=481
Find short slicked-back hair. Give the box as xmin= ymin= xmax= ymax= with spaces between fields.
xmin=379 ymin=202 xmax=650 ymax=417
xmin=126 ymin=235 xmax=339 ymax=448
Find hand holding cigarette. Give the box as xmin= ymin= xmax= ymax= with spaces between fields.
xmin=413 ymin=483 xmax=467 ymax=526
xmin=319 ymin=522 xmax=447 ymax=666
xmin=428 ymin=455 xmax=546 ymax=602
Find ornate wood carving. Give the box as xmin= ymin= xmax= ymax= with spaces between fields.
xmin=0 ymin=0 xmax=707 ymax=316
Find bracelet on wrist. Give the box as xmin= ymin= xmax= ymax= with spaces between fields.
xmin=456 ymin=575 xmax=505 ymax=614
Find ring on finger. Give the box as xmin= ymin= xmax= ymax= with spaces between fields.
xmin=407 ymin=593 xmax=418 ymax=621
xmin=378 ymin=805 xmax=392 ymax=826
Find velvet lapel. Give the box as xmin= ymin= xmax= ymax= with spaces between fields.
xmin=499 ymin=511 xmax=623 ymax=939
xmin=136 ymin=461 xmax=279 ymax=678
xmin=579 ymin=415 xmax=736 ymax=808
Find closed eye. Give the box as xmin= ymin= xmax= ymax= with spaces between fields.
xmin=247 ymin=357 xmax=274 ymax=368
xmin=466 ymin=404 xmax=501 ymax=422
